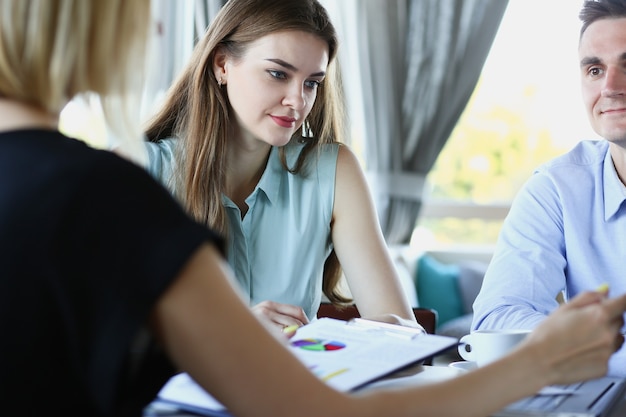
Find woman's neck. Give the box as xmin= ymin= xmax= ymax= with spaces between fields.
xmin=226 ymin=136 xmax=272 ymax=212
xmin=0 ymin=99 xmax=58 ymax=132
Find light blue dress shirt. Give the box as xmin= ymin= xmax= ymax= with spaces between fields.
xmin=472 ymin=140 xmax=626 ymax=377
xmin=145 ymin=138 xmax=338 ymax=320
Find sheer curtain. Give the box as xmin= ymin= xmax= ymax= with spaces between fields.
xmin=324 ymin=0 xmax=508 ymax=244
xmin=194 ymin=0 xmax=227 ymax=40
xmin=142 ymin=0 xmax=226 ymax=119
xmin=141 ymin=0 xmax=195 ymax=119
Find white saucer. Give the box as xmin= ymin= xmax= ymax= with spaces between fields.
xmin=448 ymin=361 xmax=477 ymax=372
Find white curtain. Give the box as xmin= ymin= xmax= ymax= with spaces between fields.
xmin=142 ymin=0 xmax=226 ymax=119
xmin=325 ymin=0 xmax=508 ymax=243
xmin=194 ymin=0 xmax=227 ymax=40
xmin=141 ymin=0 xmax=195 ymax=119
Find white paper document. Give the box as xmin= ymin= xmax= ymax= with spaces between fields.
xmin=155 ymin=318 xmax=458 ymax=416
xmin=287 ymin=317 xmax=457 ymax=391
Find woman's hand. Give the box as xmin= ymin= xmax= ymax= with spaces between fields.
xmin=520 ymin=290 xmax=626 ymax=385
xmin=251 ymin=300 xmax=310 ymax=333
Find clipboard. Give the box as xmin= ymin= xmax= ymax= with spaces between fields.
xmin=154 ymin=318 xmax=458 ymax=416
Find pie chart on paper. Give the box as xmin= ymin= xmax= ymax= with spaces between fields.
xmin=291 ymin=338 xmax=346 ymax=351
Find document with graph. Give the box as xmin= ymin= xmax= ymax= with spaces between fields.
xmin=287 ymin=317 xmax=457 ymax=391
xmin=154 ymin=317 xmax=458 ymax=416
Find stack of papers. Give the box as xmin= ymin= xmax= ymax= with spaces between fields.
xmin=155 ymin=317 xmax=458 ymax=416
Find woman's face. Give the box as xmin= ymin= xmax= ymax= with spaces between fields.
xmin=218 ymin=30 xmax=329 ymax=147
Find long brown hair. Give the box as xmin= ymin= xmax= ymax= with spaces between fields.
xmin=144 ymin=0 xmax=350 ymax=305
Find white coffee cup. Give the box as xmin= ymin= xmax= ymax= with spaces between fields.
xmin=458 ymin=329 xmax=531 ymax=367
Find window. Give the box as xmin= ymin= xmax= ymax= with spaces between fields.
xmin=415 ymin=0 xmax=600 ymax=251
xmin=59 ymin=98 xmax=107 ymax=149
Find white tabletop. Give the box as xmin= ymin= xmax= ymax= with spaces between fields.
xmin=144 ymin=364 xmax=626 ymax=416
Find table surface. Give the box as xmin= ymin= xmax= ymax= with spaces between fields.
xmin=144 ymin=364 xmax=626 ymax=417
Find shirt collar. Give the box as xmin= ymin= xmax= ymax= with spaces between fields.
xmin=255 ymin=146 xmax=282 ymax=205
xmin=221 ymin=146 xmax=282 ymax=209
xmin=603 ymin=148 xmax=626 ymax=221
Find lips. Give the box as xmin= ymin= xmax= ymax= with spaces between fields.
xmin=270 ymin=115 xmax=297 ymax=128
xmin=599 ymin=101 xmax=626 ymax=114
xmin=601 ymin=108 xmax=626 ymax=114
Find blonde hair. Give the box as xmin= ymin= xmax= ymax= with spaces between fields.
xmin=0 ymin=0 xmax=150 ymax=152
xmin=145 ymin=0 xmax=350 ymax=304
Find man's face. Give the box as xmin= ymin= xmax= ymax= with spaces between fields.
xmin=579 ymin=17 xmax=626 ymax=144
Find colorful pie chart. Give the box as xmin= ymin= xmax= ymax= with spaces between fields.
xmin=291 ymin=338 xmax=346 ymax=351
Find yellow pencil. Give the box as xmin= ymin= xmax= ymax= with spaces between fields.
xmin=283 ymin=325 xmax=300 ymax=334
xmin=322 ymin=368 xmax=349 ymax=381
xmin=596 ymin=283 xmax=609 ymax=294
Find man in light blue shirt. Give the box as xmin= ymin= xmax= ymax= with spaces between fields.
xmin=472 ymin=0 xmax=626 ymax=377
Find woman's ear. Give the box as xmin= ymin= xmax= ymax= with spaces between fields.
xmin=213 ymin=46 xmax=227 ymax=86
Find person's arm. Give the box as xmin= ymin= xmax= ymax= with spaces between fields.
xmin=250 ymin=300 xmax=310 ymax=329
xmin=143 ymin=138 xmax=178 ymax=191
xmin=151 ymin=243 xmax=626 ymax=417
xmin=330 ymin=145 xmax=416 ymax=325
xmin=472 ymin=172 xmax=567 ymax=331
xmin=151 ymin=244 xmax=364 ymax=417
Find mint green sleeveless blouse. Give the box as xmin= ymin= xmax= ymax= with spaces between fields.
xmin=145 ymin=139 xmax=338 ymax=320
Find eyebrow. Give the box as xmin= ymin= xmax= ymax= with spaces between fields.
xmin=580 ymin=52 xmax=626 ymax=68
xmin=265 ymin=58 xmax=326 ymax=77
xmin=580 ymin=57 xmax=600 ymax=68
